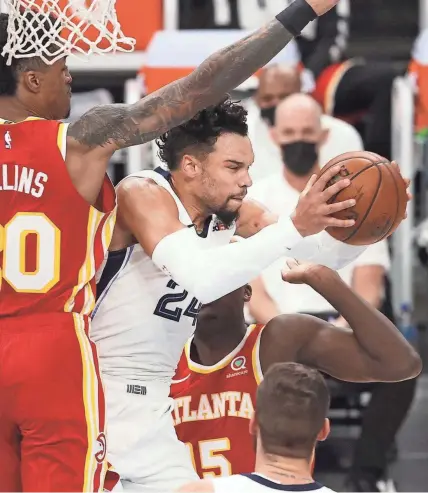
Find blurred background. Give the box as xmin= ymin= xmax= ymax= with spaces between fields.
xmin=65 ymin=1 xmax=427 ymax=491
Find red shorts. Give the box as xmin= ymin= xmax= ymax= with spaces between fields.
xmin=0 ymin=313 xmax=108 ymax=492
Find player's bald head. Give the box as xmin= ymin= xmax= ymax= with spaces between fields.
xmin=255 ymin=64 xmax=301 ymax=109
xmin=275 ymin=93 xmax=323 ymax=133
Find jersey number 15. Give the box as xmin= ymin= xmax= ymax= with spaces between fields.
xmin=186 ymin=438 xmax=232 ymax=477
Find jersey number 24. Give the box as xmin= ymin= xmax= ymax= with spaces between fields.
xmin=154 ymin=279 xmax=202 ymax=326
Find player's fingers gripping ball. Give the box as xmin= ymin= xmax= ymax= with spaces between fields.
xmin=317 ymin=151 xmax=408 ymax=245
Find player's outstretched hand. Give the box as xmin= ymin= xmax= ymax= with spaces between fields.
xmin=290 ymin=164 xmax=356 ymax=237
xmin=281 ymin=259 xmax=328 ymax=284
xmin=306 ymin=0 xmax=341 ymax=16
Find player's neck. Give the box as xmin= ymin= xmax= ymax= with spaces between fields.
xmin=169 ymin=174 xmax=211 ymax=232
xmin=283 ymin=165 xmax=320 ymax=193
xmin=0 ymin=97 xmax=41 ymax=122
xmin=192 ymin=320 xmax=247 ymax=366
xmin=256 ymin=452 xmax=314 ymax=485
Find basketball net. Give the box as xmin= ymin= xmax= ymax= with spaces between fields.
xmin=1 ymin=0 xmax=136 ymax=65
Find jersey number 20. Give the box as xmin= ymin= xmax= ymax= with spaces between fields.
xmin=0 ymin=213 xmax=60 ymax=293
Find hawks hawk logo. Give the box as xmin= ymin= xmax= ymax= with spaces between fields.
xmin=95 ymin=433 xmax=107 ymax=463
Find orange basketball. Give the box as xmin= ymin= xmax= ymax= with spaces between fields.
xmin=318 ymin=151 xmax=408 ymax=245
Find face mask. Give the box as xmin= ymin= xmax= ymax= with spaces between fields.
xmin=260 ymin=106 xmax=276 ymax=127
xmin=281 ymin=141 xmax=318 ymax=176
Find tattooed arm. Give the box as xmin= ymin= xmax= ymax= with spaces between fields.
xmin=67 ymin=0 xmax=337 ymax=155
xmin=68 ymin=22 xmax=293 ymax=152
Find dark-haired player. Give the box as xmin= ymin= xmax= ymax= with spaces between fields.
xmin=0 ymin=1 xmax=349 ymax=490
xmin=93 ymin=95 xmax=368 ymax=492
xmin=171 ymin=259 xmax=421 ymax=479
xmin=178 ymin=363 xmax=335 ymax=493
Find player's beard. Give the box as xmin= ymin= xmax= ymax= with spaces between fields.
xmin=214 ymin=206 xmax=240 ymax=228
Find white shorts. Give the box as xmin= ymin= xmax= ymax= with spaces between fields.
xmin=103 ymin=374 xmax=198 ymax=492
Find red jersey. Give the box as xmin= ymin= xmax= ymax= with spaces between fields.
xmin=0 ymin=117 xmax=116 ymax=318
xmin=171 ymin=324 xmax=265 ymax=478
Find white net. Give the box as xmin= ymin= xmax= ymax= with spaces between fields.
xmin=1 ymin=0 xmax=136 ymax=65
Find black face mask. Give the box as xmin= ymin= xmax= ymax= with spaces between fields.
xmin=260 ymin=106 xmax=276 ymax=127
xmin=281 ymin=141 xmax=318 ymax=176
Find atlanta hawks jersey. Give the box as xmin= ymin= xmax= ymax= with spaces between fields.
xmin=0 ymin=118 xmax=116 ymax=318
xmin=92 ymin=167 xmax=236 ymax=384
xmin=171 ymin=324 xmax=265 ymax=477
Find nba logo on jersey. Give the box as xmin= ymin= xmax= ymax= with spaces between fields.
xmin=4 ymin=131 xmax=11 ymax=149
xmin=212 ymin=218 xmax=227 ymax=232
xmin=213 ymin=217 xmax=236 ymax=232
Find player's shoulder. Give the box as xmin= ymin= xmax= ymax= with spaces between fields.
xmin=114 ymin=175 xmax=180 ymax=231
xmin=264 ymin=313 xmax=320 ymax=333
xmin=261 ymin=314 xmax=324 ymax=351
xmin=116 ymin=175 xmax=174 ymax=207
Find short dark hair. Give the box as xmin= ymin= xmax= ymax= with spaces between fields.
xmin=0 ymin=12 xmax=54 ymax=96
xmin=156 ymin=98 xmax=248 ymax=171
xmin=256 ymin=362 xmax=330 ymax=459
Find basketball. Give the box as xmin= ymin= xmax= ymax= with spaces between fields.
xmin=318 ymin=151 xmax=408 ymax=245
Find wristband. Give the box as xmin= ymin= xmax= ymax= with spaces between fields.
xmin=276 ymin=0 xmax=317 ymax=37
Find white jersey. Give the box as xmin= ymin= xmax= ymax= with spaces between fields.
xmin=91 ymin=167 xmax=236 ymax=384
xmin=212 ymin=474 xmax=335 ymax=493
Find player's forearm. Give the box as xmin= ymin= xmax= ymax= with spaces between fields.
xmin=152 ymin=217 xmax=303 ymax=304
xmin=307 ymin=268 xmax=422 ymax=380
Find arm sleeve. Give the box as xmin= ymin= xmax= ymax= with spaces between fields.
xmin=152 ymin=215 xmax=303 ymax=304
xmin=289 ymin=230 xmax=368 ymax=270
xmin=152 ymin=215 xmax=367 ymax=304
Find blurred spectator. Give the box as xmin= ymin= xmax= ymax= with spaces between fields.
xmin=174 ymin=1 xmax=398 ymax=159
xmin=247 ymin=93 xmax=417 ymax=492
xmin=243 ymin=64 xmax=363 ymax=182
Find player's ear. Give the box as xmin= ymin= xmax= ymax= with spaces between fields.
xmin=21 ymin=71 xmax=43 ymax=94
xmin=317 ymin=418 xmax=330 ymax=442
xmin=181 ymin=154 xmax=200 ymax=177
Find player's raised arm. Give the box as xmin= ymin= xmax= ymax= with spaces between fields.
xmin=259 ymin=260 xmax=422 ymax=383
xmin=67 ymin=0 xmax=339 ymax=154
